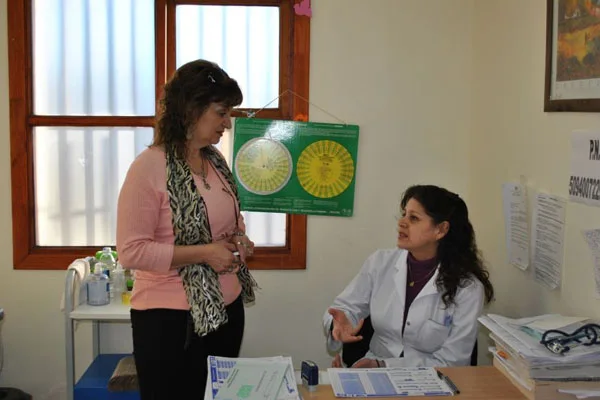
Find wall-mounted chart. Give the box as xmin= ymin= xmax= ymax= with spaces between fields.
xmin=296 ymin=140 xmax=354 ymax=199
xmin=235 ymin=137 xmax=293 ymax=195
xmin=232 ymin=118 xmax=359 ymax=217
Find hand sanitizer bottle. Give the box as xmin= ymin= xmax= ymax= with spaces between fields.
xmin=86 ymin=263 xmax=110 ymax=306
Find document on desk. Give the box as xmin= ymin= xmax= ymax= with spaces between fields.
xmin=205 ymin=355 xmax=300 ymax=400
xmin=328 ymin=367 xmax=455 ymax=397
xmin=532 ymin=193 xmax=566 ymax=290
xmin=215 ymin=360 xmax=288 ymax=400
xmin=502 ymin=182 xmax=530 ymax=270
xmin=559 ymin=388 xmax=600 ymax=399
xmin=480 ymin=313 xmax=600 ymax=366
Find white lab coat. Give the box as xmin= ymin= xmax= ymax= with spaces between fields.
xmin=323 ymin=248 xmax=484 ymax=367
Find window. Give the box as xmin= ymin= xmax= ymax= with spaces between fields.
xmin=8 ymin=0 xmax=309 ymax=270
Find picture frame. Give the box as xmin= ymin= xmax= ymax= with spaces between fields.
xmin=545 ymin=0 xmax=600 ymax=112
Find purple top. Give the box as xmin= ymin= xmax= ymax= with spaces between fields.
xmin=402 ymin=252 xmax=438 ymax=335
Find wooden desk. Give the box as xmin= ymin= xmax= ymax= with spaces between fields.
xmin=299 ymin=366 xmax=527 ymax=400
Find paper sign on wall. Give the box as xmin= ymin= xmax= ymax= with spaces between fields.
xmin=581 ymin=229 xmax=600 ymax=299
xmin=569 ymin=130 xmax=600 ymax=207
xmin=502 ymin=182 xmax=530 ymax=270
xmin=532 ymin=193 xmax=566 ymax=290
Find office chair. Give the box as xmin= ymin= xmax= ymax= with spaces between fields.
xmin=341 ymin=317 xmax=375 ymax=367
xmin=341 ymin=317 xmax=478 ymax=367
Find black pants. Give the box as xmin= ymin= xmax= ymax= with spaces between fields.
xmin=131 ymin=296 xmax=245 ymax=400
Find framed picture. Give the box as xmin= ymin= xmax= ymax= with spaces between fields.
xmin=545 ymin=0 xmax=600 ymax=112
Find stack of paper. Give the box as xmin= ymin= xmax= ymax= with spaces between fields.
xmin=205 ymin=356 xmax=300 ymax=400
xmin=479 ymin=314 xmax=600 ymax=400
xmin=328 ymin=367 xmax=456 ymax=397
xmin=494 ymin=358 xmax=600 ymax=400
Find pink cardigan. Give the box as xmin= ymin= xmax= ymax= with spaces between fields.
xmin=116 ymin=146 xmax=242 ymax=310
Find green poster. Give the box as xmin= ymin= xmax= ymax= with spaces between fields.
xmin=232 ymin=118 xmax=359 ymax=217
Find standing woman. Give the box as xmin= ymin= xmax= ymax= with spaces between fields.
xmin=117 ymin=60 xmax=258 ymax=399
xmin=324 ymin=185 xmax=494 ymax=368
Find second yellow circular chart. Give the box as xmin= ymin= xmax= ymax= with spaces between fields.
xmin=296 ymin=140 xmax=355 ymax=199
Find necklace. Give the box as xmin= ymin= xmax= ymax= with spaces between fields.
xmin=407 ymin=262 xmax=437 ymax=287
xmin=189 ymin=155 xmax=211 ymax=190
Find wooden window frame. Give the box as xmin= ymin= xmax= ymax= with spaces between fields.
xmin=7 ymin=0 xmax=308 ymax=270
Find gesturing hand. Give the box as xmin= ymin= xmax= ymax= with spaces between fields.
xmin=328 ymin=308 xmax=364 ymax=344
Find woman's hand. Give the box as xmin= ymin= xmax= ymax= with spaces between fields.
xmin=231 ymin=232 xmax=254 ymax=262
xmin=204 ymin=242 xmax=238 ymax=274
xmin=351 ymin=358 xmax=380 ymax=369
xmin=328 ymin=308 xmax=364 ymax=343
xmin=331 ymin=353 xmax=343 ymax=368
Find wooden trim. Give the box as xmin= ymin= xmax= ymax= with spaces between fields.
xmin=156 ymin=0 xmax=167 ymax=111
xmin=242 ymin=0 xmax=309 ymax=270
xmin=172 ymin=0 xmax=281 ymax=6
xmin=27 ymin=111 xmax=298 ymax=127
xmin=8 ymin=0 xmax=32 ymax=269
xmin=9 ymin=0 xmax=309 ymax=270
xmin=25 ymin=0 xmax=36 ymax=268
xmin=277 ymin=0 xmax=293 ymax=119
xmin=165 ymin=0 xmax=308 ymax=270
xmin=246 ymin=213 xmax=306 ymax=270
xmin=284 ymin=0 xmax=310 ymax=269
xmin=543 ymin=0 xmax=553 ymax=112
xmin=231 ymin=108 xmax=285 ymax=120
xmin=291 ymin=0 xmax=310 ymax=120
xmin=13 ymin=248 xmax=102 ymax=271
xmin=166 ymin=0 xmax=176 ymax=79
xmin=28 ymin=116 xmax=155 ymax=127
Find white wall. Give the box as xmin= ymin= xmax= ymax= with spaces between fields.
xmin=0 ymin=0 xmax=475 ymax=398
xmin=471 ymin=0 xmax=600 ymax=321
xmin=0 ymin=1 xmax=80 ymax=398
xmin=243 ymin=0 xmax=474 ymax=363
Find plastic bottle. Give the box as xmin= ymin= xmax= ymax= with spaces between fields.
xmin=95 ymin=248 xmax=118 ymax=261
xmin=97 ymin=247 xmax=117 ymax=297
xmin=97 ymin=247 xmax=117 ymax=273
xmin=121 ymin=272 xmax=135 ymax=305
xmin=86 ymin=263 xmax=110 ymax=306
xmin=111 ymin=262 xmax=126 ymax=300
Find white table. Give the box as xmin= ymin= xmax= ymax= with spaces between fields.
xmin=65 ymin=269 xmax=132 ymax=400
xmin=69 ymin=300 xmax=130 ymax=321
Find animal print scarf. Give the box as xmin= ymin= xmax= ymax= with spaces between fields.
xmin=166 ymin=145 xmax=257 ymax=336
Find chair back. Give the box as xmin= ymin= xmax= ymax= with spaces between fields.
xmin=341 ymin=316 xmax=374 ymax=367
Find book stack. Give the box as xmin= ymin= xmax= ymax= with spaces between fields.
xmin=479 ymin=314 xmax=600 ymax=400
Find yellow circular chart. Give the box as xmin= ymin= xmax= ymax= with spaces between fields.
xmin=234 ymin=137 xmax=293 ymax=195
xmin=296 ymin=140 xmax=355 ymax=199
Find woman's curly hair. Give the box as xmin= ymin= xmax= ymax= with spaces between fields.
xmin=152 ymin=59 xmax=243 ymax=159
xmin=401 ymin=185 xmax=495 ymax=307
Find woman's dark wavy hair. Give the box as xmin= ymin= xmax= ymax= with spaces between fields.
xmin=152 ymin=59 xmax=243 ymax=159
xmin=401 ymin=185 xmax=494 ymax=307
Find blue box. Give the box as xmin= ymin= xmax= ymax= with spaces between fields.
xmin=74 ymin=354 xmax=139 ymax=400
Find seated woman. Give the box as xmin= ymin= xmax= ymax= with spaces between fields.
xmin=323 ymin=185 xmax=494 ymax=368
